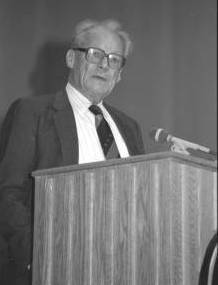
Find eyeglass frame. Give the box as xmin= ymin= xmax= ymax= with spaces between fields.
xmin=72 ymin=47 xmax=126 ymax=70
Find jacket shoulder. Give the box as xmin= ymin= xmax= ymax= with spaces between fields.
xmin=10 ymin=92 xmax=59 ymax=114
xmin=104 ymin=103 xmax=139 ymax=126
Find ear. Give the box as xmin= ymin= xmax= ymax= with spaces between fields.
xmin=66 ymin=49 xmax=75 ymax=69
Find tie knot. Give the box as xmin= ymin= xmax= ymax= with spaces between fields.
xmin=89 ymin=105 xmax=103 ymax=116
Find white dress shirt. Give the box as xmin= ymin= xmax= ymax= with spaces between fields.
xmin=66 ymin=83 xmax=129 ymax=164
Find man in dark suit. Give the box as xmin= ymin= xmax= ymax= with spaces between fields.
xmin=0 ymin=19 xmax=145 ymax=284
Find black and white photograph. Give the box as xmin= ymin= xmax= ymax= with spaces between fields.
xmin=0 ymin=0 xmax=217 ymax=284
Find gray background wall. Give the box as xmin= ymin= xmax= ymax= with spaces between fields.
xmin=0 ymin=0 xmax=217 ymax=152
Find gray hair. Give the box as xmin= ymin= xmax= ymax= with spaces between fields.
xmin=71 ymin=19 xmax=133 ymax=58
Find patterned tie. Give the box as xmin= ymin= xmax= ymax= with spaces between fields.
xmin=89 ymin=105 xmax=120 ymax=159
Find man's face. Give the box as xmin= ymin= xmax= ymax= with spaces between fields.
xmin=69 ymin=27 xmax=124 ymax=104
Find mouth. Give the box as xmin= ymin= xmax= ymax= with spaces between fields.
xmin=92 ymin=75 xmax=107 ymax=81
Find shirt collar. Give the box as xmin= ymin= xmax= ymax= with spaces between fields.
xmin=66 ymin=82 xmax=104 ymax=115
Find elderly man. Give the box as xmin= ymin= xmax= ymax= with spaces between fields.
xmin=0 ymin=19 xmax=145 ymax=284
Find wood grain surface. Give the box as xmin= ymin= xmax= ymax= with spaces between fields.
xmin=32 ymin=153 xmax=217 ymax=285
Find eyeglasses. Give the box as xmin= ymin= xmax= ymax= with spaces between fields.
xmin=73 ymin=47 xmax=126 ymax=70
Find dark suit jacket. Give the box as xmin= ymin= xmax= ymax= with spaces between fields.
xmin=0 ymin=90 xmax=145 ymax=271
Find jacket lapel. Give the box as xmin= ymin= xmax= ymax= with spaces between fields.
xmin=104 ymin=103 xmax=136 ymax=155
xmin=53 ymin=90 xmax=79 ymax=165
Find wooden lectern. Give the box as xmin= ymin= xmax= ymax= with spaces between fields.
xmin=32 ymin=152 xmax=217 ymax=285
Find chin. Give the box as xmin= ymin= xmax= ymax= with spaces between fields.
xmin=84 ymin=80 xmax=115 ymax=102
xmin=90 ymin=93 xmax=107 ymax=104
xmin=87 ymin=88 xmax=111 ymax=103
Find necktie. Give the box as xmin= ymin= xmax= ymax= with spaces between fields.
xmin=89 ymin=105 xmax=120 ymax=159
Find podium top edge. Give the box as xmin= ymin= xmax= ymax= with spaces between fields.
xmin=32 ymin=151 xmax=217 ymax=177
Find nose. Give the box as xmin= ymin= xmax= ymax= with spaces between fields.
xmin=98 ymin=56 xmax=109 ymax=69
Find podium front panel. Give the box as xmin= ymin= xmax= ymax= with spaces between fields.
xmin=32 ymin=153 xmax=217 ymax=285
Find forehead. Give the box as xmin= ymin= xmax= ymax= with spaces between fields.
xmin=82 ymin=27 xmax=124 ymax=54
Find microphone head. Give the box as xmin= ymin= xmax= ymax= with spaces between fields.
xmin=149 ymin=128 xmax=169 ymax=143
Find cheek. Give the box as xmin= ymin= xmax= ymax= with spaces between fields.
xmin=80 ymin=63 xmax=94 ymax=83
xmin=74 ymin=55 xmax=90 ymax=83
xmin=79 ymin=62 xmax=87 ymax=79
xmin=109 ymin=71 xmax=120 ymax=85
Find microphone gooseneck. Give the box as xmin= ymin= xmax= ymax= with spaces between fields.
xmin=149 ymin=127 xmax=217 ymax=158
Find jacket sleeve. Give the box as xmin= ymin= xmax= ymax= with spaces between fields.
xmin=134 ymin=119 xmax=146 ymax=155
xmin=0 ymin=98 xmax=38 ymax=267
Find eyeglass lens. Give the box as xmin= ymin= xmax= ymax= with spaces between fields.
xmin=87 ymin=48 xmax=124 ymax=69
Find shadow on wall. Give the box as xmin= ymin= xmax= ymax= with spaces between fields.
xmin=29 ymin=41 xmax=70 ymax=97
xmin=0 ymin=41 xmax=70 ymax=137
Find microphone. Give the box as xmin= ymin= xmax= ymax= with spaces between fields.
xmin=149 ymin=128 xmax=217 ymax=156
